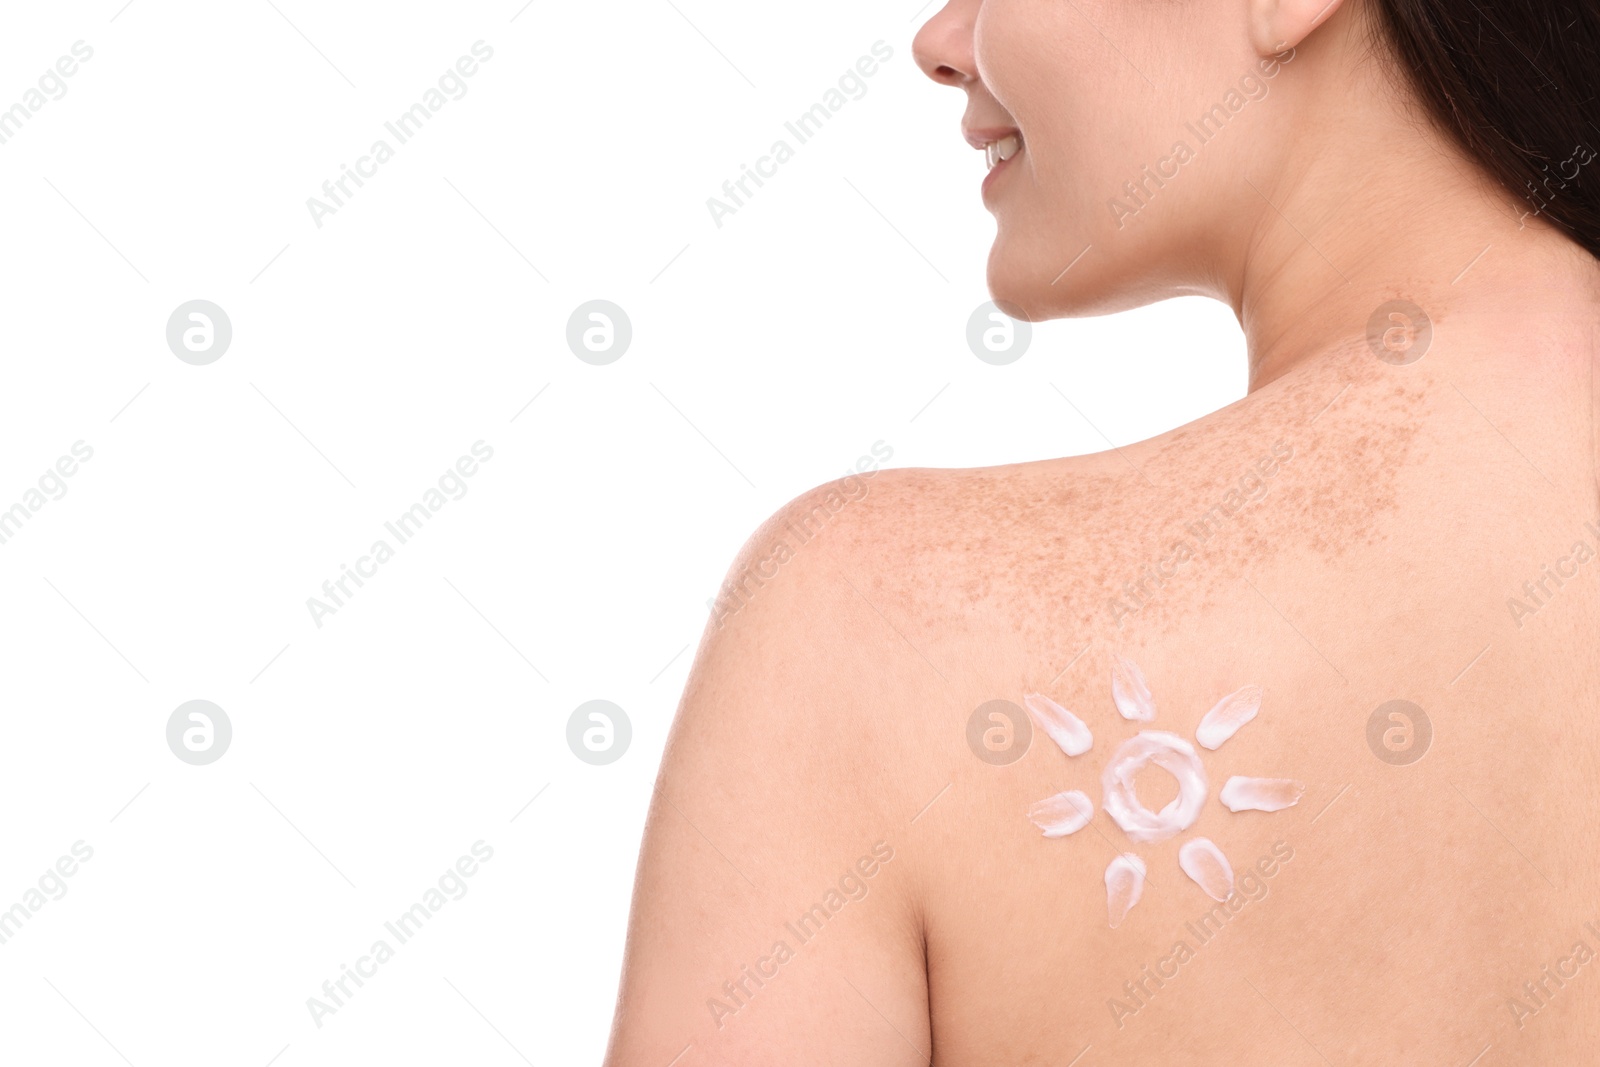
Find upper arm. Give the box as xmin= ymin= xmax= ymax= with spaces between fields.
xmin=603 ymin=478 xmax=934 ymax=1067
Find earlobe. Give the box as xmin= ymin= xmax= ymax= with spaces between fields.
xmin=1248 ymin=0 xmax=1348 ymax=55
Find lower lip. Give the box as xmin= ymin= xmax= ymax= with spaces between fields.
xmin=981 ymin=148 xmax=1021 ymax=198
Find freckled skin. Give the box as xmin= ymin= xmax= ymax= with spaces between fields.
xmin=852 ymin=348 xmax=1431 ymax=647
xmin=604 ymin=332 xmax=1599 ymax=1066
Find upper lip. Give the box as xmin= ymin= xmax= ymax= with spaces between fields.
xmin=963 ymin=125 xmax=1020 ymax=150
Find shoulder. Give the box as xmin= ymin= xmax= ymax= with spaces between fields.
xmin=704 ymin=450 xmax=1157 ymax=661
xmin=672 ymin=459 xmax=1091 ymax=822
xmin=712 ymin=455 xmax=1114 ymax=600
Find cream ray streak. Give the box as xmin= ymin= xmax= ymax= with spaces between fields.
xmin=1105 ymin=853 xmax=1147 ymax=929
xmin=1024 ymin=693 xmax=1093 ymax=756
xmin=1220 ymin=776 xmax=1305 ymax=812
xmin=1111 ymin=653 xmax=1157 ymax=721
xmin=1196 ymin=684 xmax=1262 ymax=749
xmin=1178 ymin=837 xmax=1235 ymax=901
xmin=1027 ymin=790 xmax=1095 ymax=838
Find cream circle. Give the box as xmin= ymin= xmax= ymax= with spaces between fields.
xmin=1101 ymin=730 xmax=1208 ymax=843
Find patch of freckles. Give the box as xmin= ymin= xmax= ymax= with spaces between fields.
xmin=835 ymin=472 xmax=1023 ymax=623
xmin=1068 ymin=377 xmax=1433 ymax=633
xmin=1144 ymin=473 xmax=1418 ymax=633
xmin=959 ymin=574 xmax=994 ymax=605
xmin=837 ymin=360 xmax=1434 ymax=648
xmin=844 ymin=468 xmax=1124 ymax=635
xmin=1285 ymin=391 xmax=1430 ymax=560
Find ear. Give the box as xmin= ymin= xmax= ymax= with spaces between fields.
xmin=1248 ymin=0 xmax=1349 ymax=55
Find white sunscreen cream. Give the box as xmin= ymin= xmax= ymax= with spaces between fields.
xmin=1102 ymin=730 xmax=1208 ymax=843
xmin=1111 ymin=654 xmax=1157 ymax=721
xmin=1195 ymin=684 xmax=1262 ymax=749
xmin=1219 ymin=776 xmax=1305 ymax=812
xmin=1027 ymin=790 xmax=1095 ymax=837
xmin=1023 ymin=693 xmax=1093 ymax=756
xmin=1113 ymin=655 xmax=1152 ymax=723
xmin=1178 ymin=836 xmax=1235 ymax=901
xmin=1105 ymin=853 xmax=1147 ymax=928
xmin=1020 ymin=664 xmax=1300 ymax=928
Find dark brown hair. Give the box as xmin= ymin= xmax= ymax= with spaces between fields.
xmin=1372 ymin=0 xmax=1600 ymax=258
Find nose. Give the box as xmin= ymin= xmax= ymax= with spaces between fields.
xmin=913 ymin=1 xmax=979 ymax=87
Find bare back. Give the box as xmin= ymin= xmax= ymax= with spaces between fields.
xmin=902 ymin=340 xmax=1600 ymax=1063
xmin=605 ymin=329 xmax=1600 ymax=1066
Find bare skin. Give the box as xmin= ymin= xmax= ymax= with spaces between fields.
xmin=604 ymin=0 xmax=1600 ymax=1063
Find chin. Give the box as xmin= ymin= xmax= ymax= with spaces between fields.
xmin=985 ymin=229 xmax=1141 ymax=322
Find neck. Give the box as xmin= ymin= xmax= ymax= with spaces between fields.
xmin=1217 ymin=36 xmax=1600 ymax=393
xmin=1239 ymin=170 xmax=1600 ymax=395
xmin=1226 ymin=94 xmax=1600 ymax=514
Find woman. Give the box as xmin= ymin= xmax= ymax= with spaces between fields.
xmin=606 ymin=0 xmax=1600 ymax=1062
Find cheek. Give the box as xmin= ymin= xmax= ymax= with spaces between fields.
xmin=981 ymin=4 xmax=1155 ymax=145
xmin=979 ymin=3 xmax=1167 ymax=220
xmin=976 ymin=2 xmax=1211 ymax=315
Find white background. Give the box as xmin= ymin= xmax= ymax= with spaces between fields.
xmin=0 ymin=1 xmax=1245 ymax=1063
